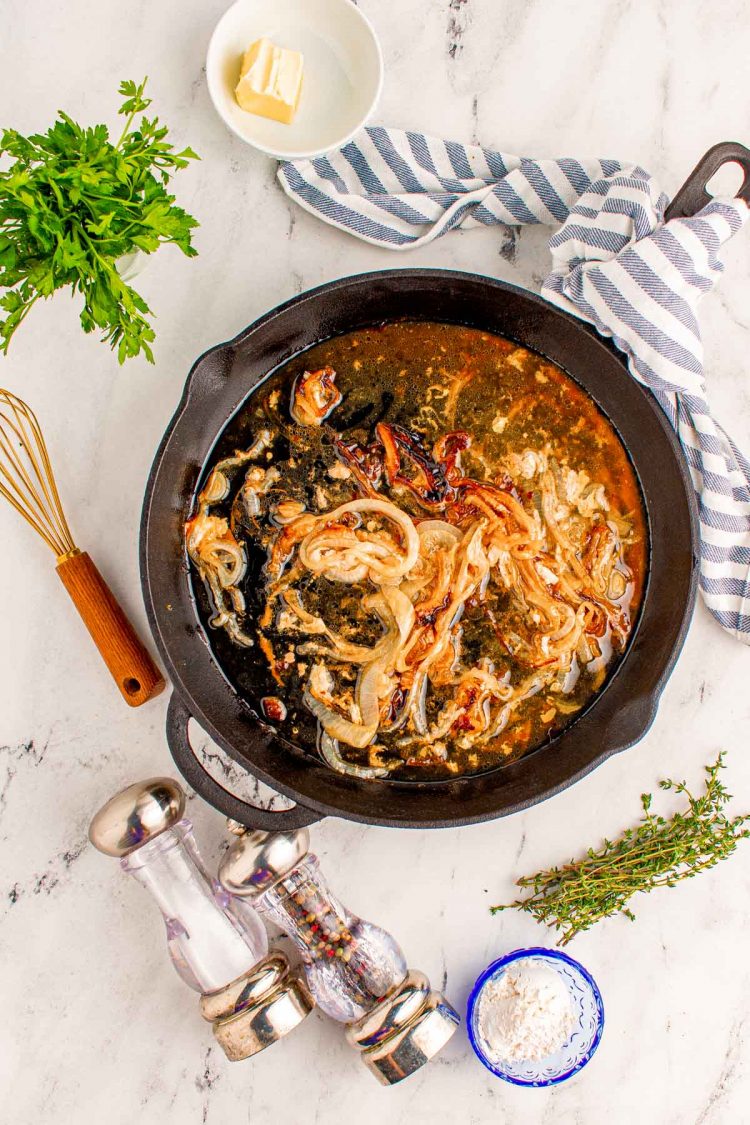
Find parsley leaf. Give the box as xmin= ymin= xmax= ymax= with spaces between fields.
xmin=0 ymin=77 xmax=199 ymax=363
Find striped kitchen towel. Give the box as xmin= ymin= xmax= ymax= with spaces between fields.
xmin=278 ymin=129 xmax=750 ymax=644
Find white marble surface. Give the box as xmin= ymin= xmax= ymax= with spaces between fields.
xmin=2 ymin=1 xmax=750 ymax=1122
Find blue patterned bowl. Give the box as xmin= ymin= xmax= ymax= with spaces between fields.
xmin=466 ymin=947 xmax=604 ymax=1086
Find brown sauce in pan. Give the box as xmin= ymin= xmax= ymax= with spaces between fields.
xmin=187 ymin=321 xmax=648 ymax=781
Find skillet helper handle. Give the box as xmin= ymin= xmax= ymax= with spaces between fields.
xmin=165 ymin=693 xmax=323 ymax=831
xmin=56 ymin=550 xmax=165 ymax=707
xmin=664 ymin=140 xmax=750 ymax=221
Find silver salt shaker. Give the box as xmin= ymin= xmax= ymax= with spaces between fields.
xmin=89 ymin=778 xmax=313 ymax=1060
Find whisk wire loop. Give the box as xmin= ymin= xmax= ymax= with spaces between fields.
xmin=0 ymin=389 xmax=78 ymax=559
xmin=0 ymin=387 xmax=164 ymax=705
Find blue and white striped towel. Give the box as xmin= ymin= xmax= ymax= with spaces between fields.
xmin=278 ymin=129 xmax=750 ymax=644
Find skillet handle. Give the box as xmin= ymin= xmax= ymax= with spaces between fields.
xmin=664 ymin=141 xmax=750 ymax=221
xmin=165 ymin=693 xmax=323 ymax=831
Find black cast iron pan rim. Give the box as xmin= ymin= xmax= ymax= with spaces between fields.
xmin=141 ymin=268 xmax=699 ymax=829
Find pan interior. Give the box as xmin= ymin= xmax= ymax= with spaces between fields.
xmin=186 ymin=318 xmax=650 ymax=785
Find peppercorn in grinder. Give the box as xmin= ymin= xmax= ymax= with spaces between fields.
xmin=88 ymin=778 xmax=313 ymax=1060
xmin=219 ymin=822 xmax=460 ymax=1084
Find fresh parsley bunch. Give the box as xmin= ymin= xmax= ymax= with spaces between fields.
xmin=0 ymin=79 xmax=199 ymax=363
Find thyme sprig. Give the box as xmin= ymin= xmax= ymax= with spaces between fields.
xmin=492 ymin=754 xmax=750 ymax=945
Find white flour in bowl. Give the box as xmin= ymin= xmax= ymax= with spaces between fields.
xmin=476 ymin=961 xmax=575 ymax=1062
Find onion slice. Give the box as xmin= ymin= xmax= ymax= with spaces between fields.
xmin=303 ymin=689 xmax=377 ymax=748
xmin=319 ymin=733 xmax=389 ymax=779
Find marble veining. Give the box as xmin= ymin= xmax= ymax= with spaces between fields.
xmin=1 ymin=0 xmax=750 ymax=1122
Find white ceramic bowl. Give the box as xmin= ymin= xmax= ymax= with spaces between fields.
xmin=207 ymin=0 xmax=383 ymax=160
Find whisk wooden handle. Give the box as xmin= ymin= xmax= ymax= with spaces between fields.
xmin=56 ymin=551 xmax=165 ymax=707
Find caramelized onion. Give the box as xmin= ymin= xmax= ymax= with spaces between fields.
xmin=297 ymin=498 xmax=419 ymax=584
xmin=304 ymin=690 xmax=377 ymax=748
xmin=291 ymin=367 xmax=343 ymax=427
xmin=185 ymin=511 xmax=253 ymax=646
xmin=416 ymin=519 xmax=462 ymax=549
xmin=376 ymin=422 xmax=457 ymax=508
xmin=187 ymin=402 xmax=638 ymax=775
xmin=319 ymin=733 xmax=388 ymax=779
xmin=282 ymin=589 xmax=399 ymax=664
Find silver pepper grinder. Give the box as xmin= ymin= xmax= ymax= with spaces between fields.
xmin=88 ymin=778 xmax=314 ymax=1061
xmin=219 ymin=823 xmax=460 ymax=1085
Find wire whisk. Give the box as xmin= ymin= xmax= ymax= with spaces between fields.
xmin=0 ymin=388 xmax=164 ymax=706
xmin=0 ymin=390 xmax=77 ymax=560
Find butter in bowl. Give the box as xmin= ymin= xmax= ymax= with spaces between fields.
xmin=235 ymin=37 xmax=305 ymax=125
xmin=207 ymin=0 xmax=383 ymax=160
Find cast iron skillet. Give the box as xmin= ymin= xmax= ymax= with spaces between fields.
xmin=140 ymin=142 xmax=750 ymax=831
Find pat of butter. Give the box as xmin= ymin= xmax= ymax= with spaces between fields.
xmin=235 ymin=37 xmax=304 ymax=125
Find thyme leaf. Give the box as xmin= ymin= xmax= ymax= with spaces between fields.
xmin=0 ymin=78 xmax=199 ymax=363
xmin=492 ymin=754 xmax=750 ymax=945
